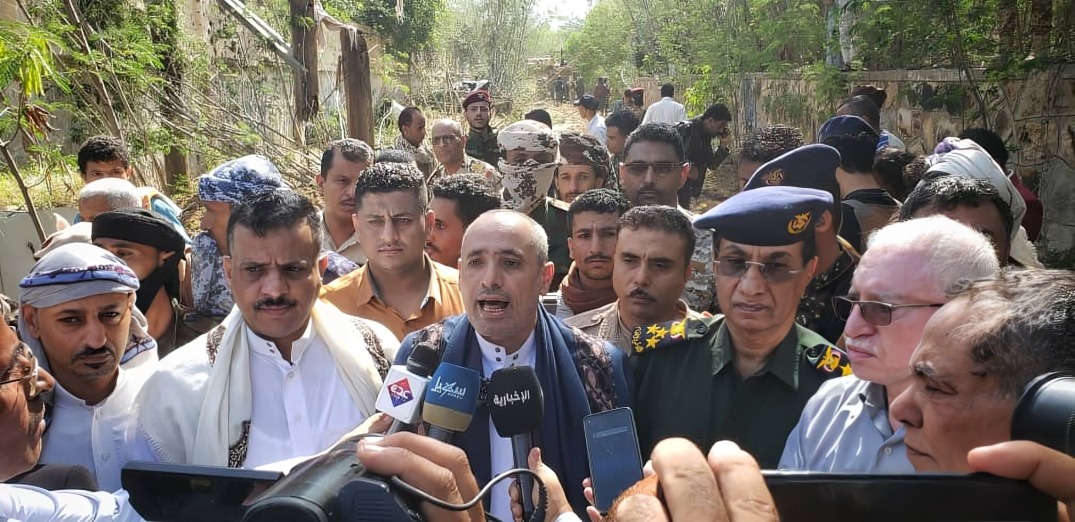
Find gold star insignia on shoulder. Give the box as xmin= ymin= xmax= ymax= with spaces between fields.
xmin=809 ymin=345 xmax=850 ymax=375
xmin=631 ymin=319 xmax=690 ymax=354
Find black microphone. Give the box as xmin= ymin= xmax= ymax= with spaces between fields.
xmin=488 ymin=366 xmax=544 ymax=521
xmin=375 ymin=342 xmax=441 ymax=434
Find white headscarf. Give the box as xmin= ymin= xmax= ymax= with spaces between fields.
xmin=18 ymin=243 xmax=157 ymax=372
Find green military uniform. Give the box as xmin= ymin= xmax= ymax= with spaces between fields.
xmin=797 ymin=240 xmax=858 ymax=344
xmin=529 ymin=197 xmax=571 ymax=290
xmin=466 ymin=126 xmax=500 ymax=166
xmin=632 ymin=315 xmax=850 ymax=468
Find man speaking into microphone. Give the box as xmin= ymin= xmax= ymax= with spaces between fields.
xmin=396 ymin=210 xmax=633 ymax=521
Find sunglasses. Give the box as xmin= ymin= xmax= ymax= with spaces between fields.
xmin=831 ymin=297 xmax=945 ymax=327
xmin=714 ymin=259 xmax=804 ymax=283
xmin=621 ymin=162 xmax=682 ymax=179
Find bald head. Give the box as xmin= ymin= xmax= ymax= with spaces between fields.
xmin=463 ymin=210 xmax=548 ymax=266
xmin=459 ymin=209 xmax=553 ymax=351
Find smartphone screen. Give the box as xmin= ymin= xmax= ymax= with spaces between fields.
xmin=584 ymin=407 xmax=644 ymax=513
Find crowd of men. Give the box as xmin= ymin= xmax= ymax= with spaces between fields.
xmin=1 ymin=82 xmax=1074 ymax=522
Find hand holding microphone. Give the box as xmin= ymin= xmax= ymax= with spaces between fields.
xmin=376 ymin=342 xmax=441 ymax=433
xmin=488 ymin=366 xmax=545 ymax=522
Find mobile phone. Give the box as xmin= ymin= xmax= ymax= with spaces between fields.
xmin=763 ymin=471 xmax=1057 ymax=522
xmin=583 ymin=407 xmax=644 ymax=513
xmin=122 ymin=460 xmax=283 ymax=521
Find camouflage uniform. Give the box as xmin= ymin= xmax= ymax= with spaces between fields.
xmin=798 ymin=241 xmax=859 ymax=344
xmin=466 ymin=126 xmax=500 ymax=166
xmin=429 ymin=155 xmax=499 ymax=184
xmin=564 ymin=300 xmax=704 ymax=354
xmin=391 ymin=134 xmax=437 ymax=179
xmin=680 ymin=206 xmax=716 ymax=313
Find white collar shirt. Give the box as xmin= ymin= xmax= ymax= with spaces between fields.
xmin=243 ymin=321 xmax=372 ymax=468
xmin=477 ymin=330 xmax=538 ymax=522
xmin=320 ymin=211 xmax=366 ymax=265
xmin=39 ymin=367 xmax=148 ymax=492
xmin=585 ymin=115 xmax=608 ymax=146
xmin=641 ymin=97 xmax=688 ymax=125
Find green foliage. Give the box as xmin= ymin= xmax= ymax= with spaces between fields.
xmin=0 ymin=21 xmax=66 ymax=99
xmin=325 ymin=0 xmax=445 ymax=59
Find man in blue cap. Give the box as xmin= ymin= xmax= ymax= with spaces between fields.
xmin=744 ymin=144 xmax=859 ymax=344
xmin=818 ymin=115 xmax=901 ymax=252
xmin=631 ymin=186 xmax=850 ymax=467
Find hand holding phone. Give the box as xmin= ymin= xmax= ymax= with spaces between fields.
xmin=583 ymin=407 xmax=644 ymax=513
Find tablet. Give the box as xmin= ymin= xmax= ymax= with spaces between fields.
xmin=122 ymin=460 xmax=283 ymax=521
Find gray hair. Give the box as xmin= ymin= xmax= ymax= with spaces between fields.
xmin=464 ymin=209 xmax=548 ymax=266
xmin=948 ymin=269 xmax=1075 ymax=398
xmin=78 ymin=178 xmax=141 ymax=209
xmin=866 ymin=215 xmax=1000 ymax=296
xmin=432 ymin=118 xmax=464 ymax=137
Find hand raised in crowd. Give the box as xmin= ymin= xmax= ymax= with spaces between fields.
xmin=357 ymin=432 xmax=485 ymax=522
xmin=968 ymin=441 xmax=1075 ymax=522
xmin=509 ymin=447 xmax=574 ymax=522
xmin=592 ymin=439 xmax=778 ymax=522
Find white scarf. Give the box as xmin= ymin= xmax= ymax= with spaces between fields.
xmin=137 ymin=301 xmax=390 ymax=466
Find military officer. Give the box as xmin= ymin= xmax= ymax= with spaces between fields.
xmin=744 ymin=144 xmax=859 ymax=344
xmin=496 ymin=120 xmax=572 ymax=289
xmin=463 ymin=90 xmax=500 ymax=166
xmin=565 ymin=205 xmax=705 ymax=352
xmin=632 ymin=186 xmax=851 ymax=468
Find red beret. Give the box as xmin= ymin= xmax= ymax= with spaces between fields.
xmin=462 ymin=90 xmax=492 ymax=110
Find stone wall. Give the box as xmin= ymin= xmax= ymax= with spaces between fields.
xmin=738 ymin=66 xmax=1075 ymax=263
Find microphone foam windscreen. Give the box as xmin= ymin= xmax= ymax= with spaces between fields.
xmin=422 ymin=363 xmax=482 ymax=432
xmin=487 ymin=366 xmax=544 ymax=437
xmin=408 ymin=342 xmax=441 ymax=376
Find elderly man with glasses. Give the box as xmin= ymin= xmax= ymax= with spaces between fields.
xmin=631 ymin=186 xmax=851 ymax=468
xmin=428 ymin=118 xmax=498 ymax=182
xmin=779 ymin=215 xmax=1000 ymax=472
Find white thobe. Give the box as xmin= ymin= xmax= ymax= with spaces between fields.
xmin=478 ymin=330 xmax=538 ymax=522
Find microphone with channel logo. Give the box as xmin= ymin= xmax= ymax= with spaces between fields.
xmin=422 ymin=363 xmax=482 ymax=442
xmin=375 ymin=342 xmax=441 ymax=434
xmin=488 ymin=366 xmax=544 ymax=521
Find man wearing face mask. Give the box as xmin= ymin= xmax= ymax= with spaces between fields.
xmin=497 ymin=120 xmax=572 ymax=289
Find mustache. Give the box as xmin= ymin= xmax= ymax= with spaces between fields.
xmin=627 ymin=289 xmax=655 ymax=301
xmin=255 ymin=296 xmax=297 ymax=309
xmin=584 ymin=254 xmax=611 ymax=263
xmin=72 ymin=346 xmax=114 ymax=362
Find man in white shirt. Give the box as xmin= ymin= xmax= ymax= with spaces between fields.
xmin=318 ymin=138 xmax=373 ymax=266
xmin=640 ymin=83 xmax=687 ymax=125
xmin=779 ymin=216 xmax=1000 ymax=472
xmin=574 ymin=95 xmax=607 ymax=146
xmin=394 ymin=210 xmax=633 ymax=521
xmin=18 ymin=243 xmax=159 ymax=492
xmin=134 ymin=190 xmax=398 ymax=468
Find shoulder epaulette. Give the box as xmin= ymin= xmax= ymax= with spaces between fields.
xmin=804 ymin=344 xmax=852 ymax=376
xmin=627 ymin=317 xmax=696 ymax=354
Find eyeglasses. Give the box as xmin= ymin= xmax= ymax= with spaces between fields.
xmin=831 ymin=297 xmax=946 ymax=327
xmin=0 ymin=346 xmax=40 ymax=400
xmin=621 ymin=162 xmax=682 ymax=179
xmin=714 ymin=259 xmax=804 ymax=283
xmin=431 ymin=135 xmax=460 ymax=146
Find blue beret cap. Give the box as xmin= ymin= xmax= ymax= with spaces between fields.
xmin=817 ymin=115 xmax=879 ymax=142
xmin=694 ymin=186 xmax=833 ymax=246
xmin=744 ymin=144 xmax=842 ymax=194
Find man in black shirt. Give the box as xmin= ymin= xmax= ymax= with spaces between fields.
xmin=675 ymin=104 xmax=733 ymax=208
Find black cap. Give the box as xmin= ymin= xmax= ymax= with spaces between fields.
xmin=693 ymin=186 xmax=833 ymax=246
xmin=487 ymin=366 xmax=544 ymax=437
xmin=574 ymin=95 xmax=599 ymax=111
xmin=744 ymin=144 xmax=842 ymax=192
